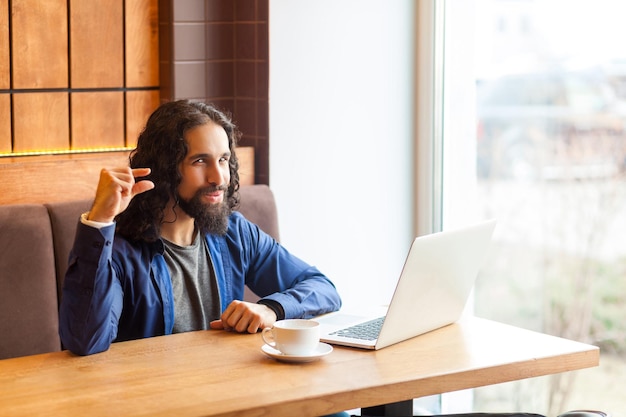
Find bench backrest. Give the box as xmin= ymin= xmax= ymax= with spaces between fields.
xmin=0 ymin=205 xmax=61 ymax=359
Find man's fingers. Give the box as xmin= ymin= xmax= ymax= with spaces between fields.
xmin=215 ymin=301 xmax=276 ymax=334
xmin=129 ymin=168 xmax=153 ymax=196
xmin=234 ymin=315 xmax=251 ymax=333
xmin=221 ymin=302 xmax=244 ymax=328
xmin=247 ymin=316 xmax=263 ymax=334
xmin=131 ymin=168 xmax=151 ymax=178
xmin=115 ymin=168 xmax=153 ymax=197
xmin=218 ymin=301 xmax=260 ymax=333
xmin=89 ymin=167 xmax=154 ymax=223
xmin=132 ymin=180 xmax=155 ymax=196
xmin=209 ymin=320 xmax=225 ymax=330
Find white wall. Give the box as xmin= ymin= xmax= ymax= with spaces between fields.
xmin=269 ymin=0 xmax=416 ymax=308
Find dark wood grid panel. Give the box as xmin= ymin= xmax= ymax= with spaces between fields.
xmin=0 ymin=0 xmax=160 ymax=155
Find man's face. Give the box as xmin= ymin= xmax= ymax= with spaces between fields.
xmin=176 ymin=121 xmax=232 ymax=234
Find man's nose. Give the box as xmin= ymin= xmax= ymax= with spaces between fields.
xmin=205 ymin=163 xmax=225 ymax=185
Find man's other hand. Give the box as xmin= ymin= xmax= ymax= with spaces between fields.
xmin=209 ymin=300 xmax=278 ymax=333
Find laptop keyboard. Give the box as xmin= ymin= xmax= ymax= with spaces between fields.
xmin=329 ymin=316 xmax=385 ymax=341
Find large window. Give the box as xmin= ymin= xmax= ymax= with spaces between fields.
xmin=443 ymin=0 xmax=626 ymax=415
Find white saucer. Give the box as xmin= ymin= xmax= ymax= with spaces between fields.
xmin=261 ymin=342 xmax=333 ymax=363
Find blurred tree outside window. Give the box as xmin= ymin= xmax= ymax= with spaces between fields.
xmin=443 ymin=0 xmax=626 ymax=415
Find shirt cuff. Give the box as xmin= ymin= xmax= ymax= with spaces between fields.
xmin=257 ymin=299 xmax=285 ymax=321
xmin=80 ymin=212 xmax=115 ymax=229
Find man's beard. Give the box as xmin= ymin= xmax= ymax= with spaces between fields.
xmin=176 ymin=186 xmax=231 ymax=235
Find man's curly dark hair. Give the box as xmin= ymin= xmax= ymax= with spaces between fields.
xmin=115 ymin=100 xmax=241 ymax=242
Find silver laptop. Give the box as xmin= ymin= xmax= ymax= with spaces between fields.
xmin=317 ymin=219 xmax=497 ymax=350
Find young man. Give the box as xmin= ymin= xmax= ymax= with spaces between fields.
xmin=59 ymin=100 xmax=342 ymax=356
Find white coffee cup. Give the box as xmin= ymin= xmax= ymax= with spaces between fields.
xmin=262 ymin=319 xmax=320 ymax=356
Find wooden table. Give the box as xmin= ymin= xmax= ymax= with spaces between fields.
xmin=0 ymin=316 xmax=599 ymax=417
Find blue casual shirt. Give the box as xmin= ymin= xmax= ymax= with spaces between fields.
xmin=59 ymin=211 xmax=341 ymax=355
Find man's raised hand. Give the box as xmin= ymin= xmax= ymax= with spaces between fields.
xmin=87 ymin=167 xmax=155 ymax=223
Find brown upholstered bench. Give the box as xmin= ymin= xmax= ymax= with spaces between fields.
xmin=0 ymin=204 xmax=61 ymax=359
xmin=0 ymin=185 xmax=279 ymax=360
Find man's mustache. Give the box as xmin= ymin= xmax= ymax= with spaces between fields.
xmin=198 ymin=185 xmax=227 ymax=195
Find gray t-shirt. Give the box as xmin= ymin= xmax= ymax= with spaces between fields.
xmin=162 ymin=232 xmax=221 ymax=333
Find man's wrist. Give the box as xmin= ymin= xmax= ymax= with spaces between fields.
xmin=81 ymin=212 xmax=115 ymax=229
xmin=257 ymin=299 xmax=285 ymax=321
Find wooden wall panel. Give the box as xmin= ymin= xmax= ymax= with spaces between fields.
xmin=0 ymin=95 xmax=10 ymax=152
xmin=237 ymin=146 xmax=255 ymax=186
xmin=71 ymin=92 xmax=124 ymax=149
xmin=0 ymin=147 xmax=253 ymax=205
xmin=12 ymin=0 xmax=68 ymax=88
xmin=0 ymin=152 xmax=130 ymax=204
xmin=70 ymin=0 xmax=123 ymax=88
xmin=126 ymin=90 xmax=160 ymax=147
xmin=13 ymin=93 xmax=69 ymax=152
xmin=126 ymin=0 xmax=159 ymax=87
xmin=0 ymin=0 xmax=9 ymax=89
